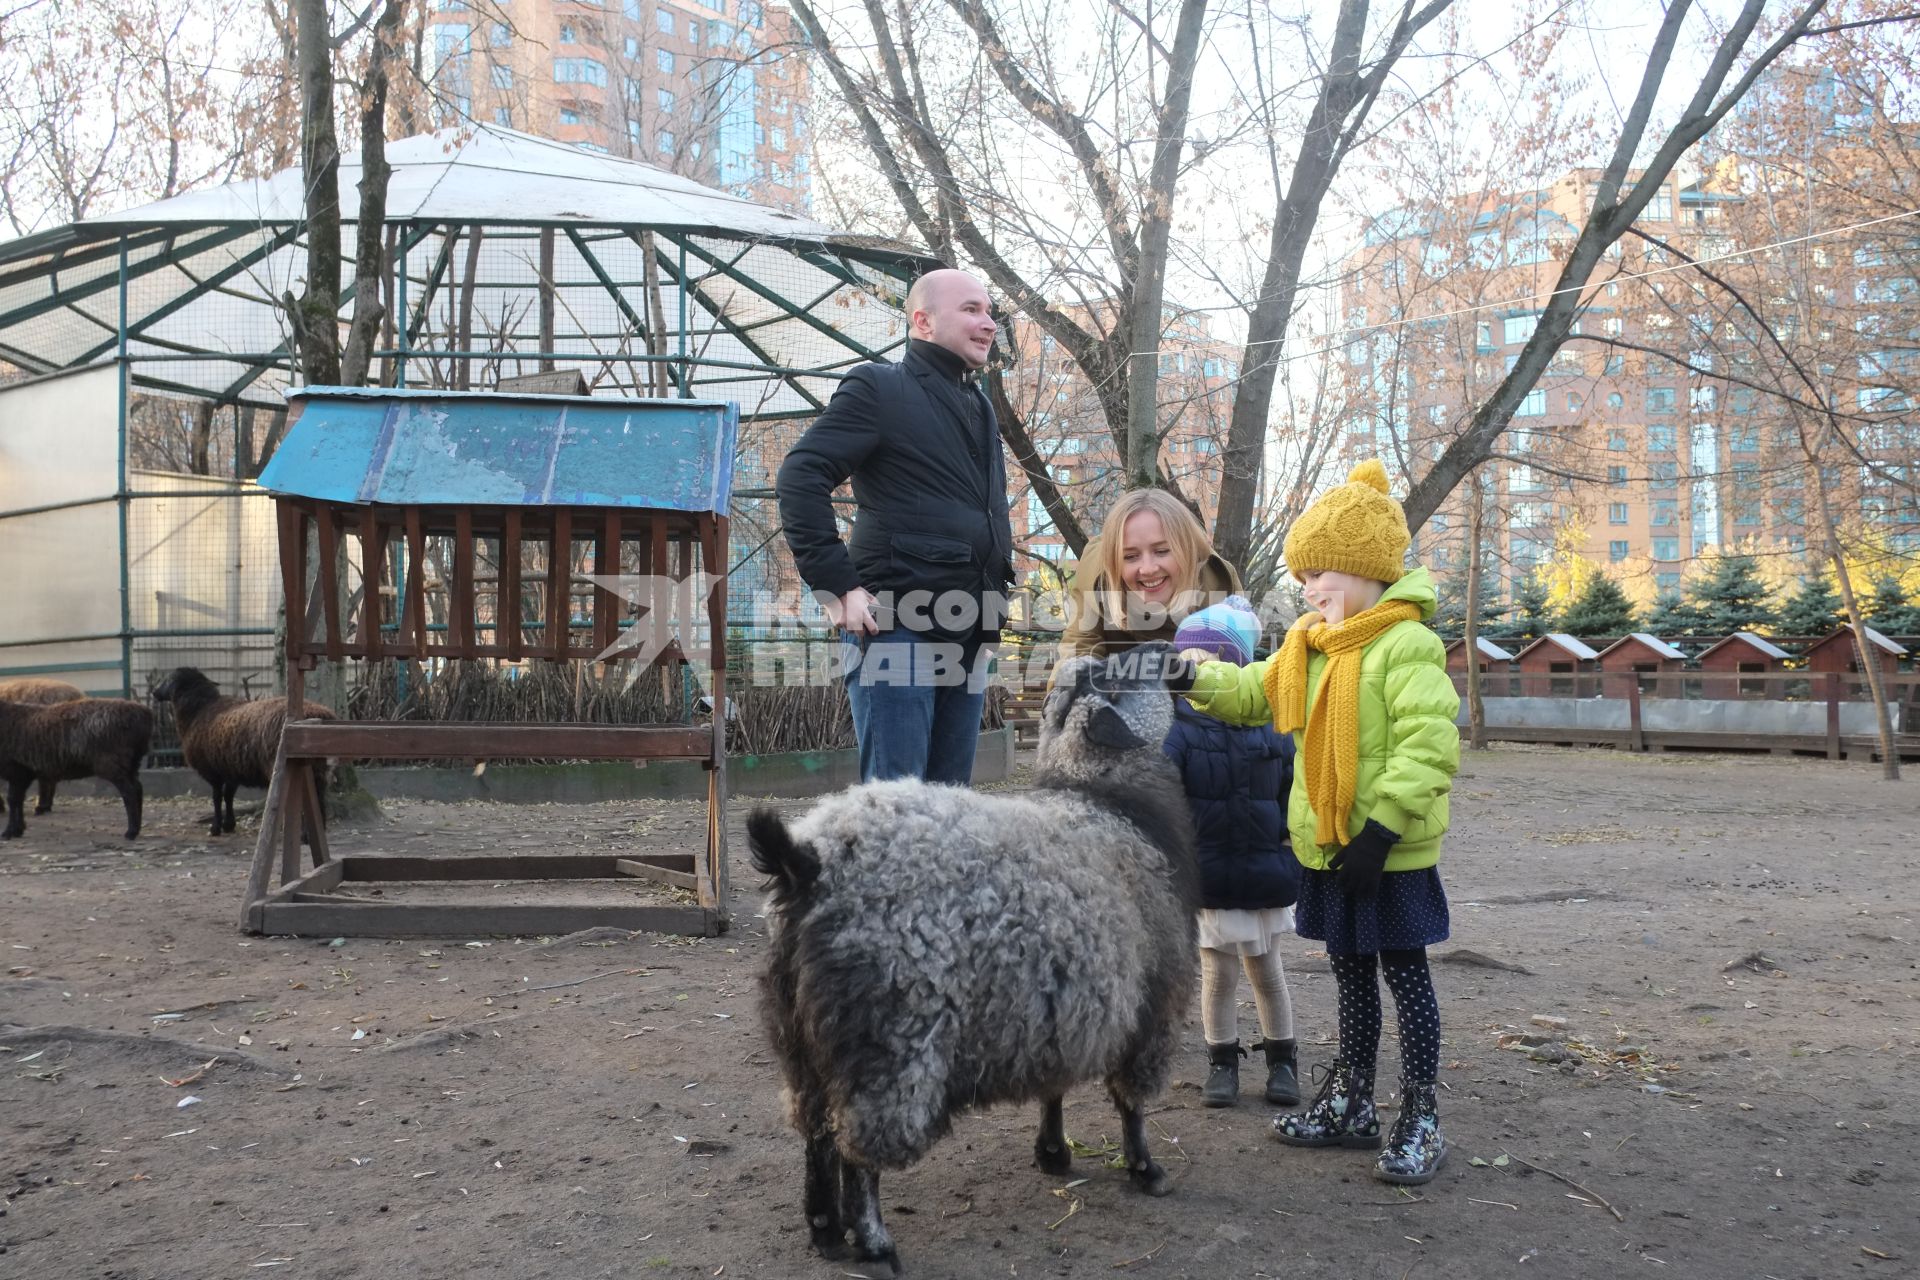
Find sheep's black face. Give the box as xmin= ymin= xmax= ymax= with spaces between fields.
xmin=1040 ymin=645 xmax=1178 ymax=765
xmin=150 ymin=667 xmax=212 ymax=704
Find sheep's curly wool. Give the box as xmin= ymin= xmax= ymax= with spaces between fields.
xmin=0 ymin=679 xmax=85 ymax=816
xmin=0 ymin=698 xmax=151 ymax=839
xmin=769 ymin=776 xmax=1194 ymax=1167
xmin=754 ymin=648 xmax=1198 ymax=1273
xmin=152 ymin=667 xmax=335 ymax=836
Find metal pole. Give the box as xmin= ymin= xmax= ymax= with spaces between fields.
xmin=678 ymin=240 xmax=690 ymax=398
xmin=397 ymin=222 xmax=410 ymax=388
xmin=117 ymin=235 xmax=133 ymax=699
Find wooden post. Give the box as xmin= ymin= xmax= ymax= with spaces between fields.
xmin=241 ymin=731 xmax=292 ymax=930
xmin=453 ymin=509 xmax=476 ymax=659
xmin=1826 ymin=672 xmax=1842 ymax=761
xmin=503 ymin=509 xmax=524 ymax=661
xmin=548 ymin=511 xmax=572 ymax=658
xmin=1627 ymin=677 xmax=1645 ymax=754
xmin=405 ymin=507 xmax=427 ymax=656
xmin=360 ymin=509 xmax=383 ymax=659
xmin=317 ymin=506 xmax=343 ymax=659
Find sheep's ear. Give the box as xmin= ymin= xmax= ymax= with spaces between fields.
xmin=1082 ymin=704 xmax=1145 ymax=751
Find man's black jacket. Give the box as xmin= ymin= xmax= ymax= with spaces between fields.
xmin=775 ymin=339 xmax=1014 ymax=645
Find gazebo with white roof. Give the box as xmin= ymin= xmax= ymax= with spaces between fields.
xmin=0 ymin=127 xmax=938 ymax=716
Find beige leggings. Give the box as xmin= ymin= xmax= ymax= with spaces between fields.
xmin=1200 ymin=946 xmax=1295 ymax=1046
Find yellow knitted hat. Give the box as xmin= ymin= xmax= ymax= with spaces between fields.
xmin=1282 ymin=459 xmax=1409 ymax=583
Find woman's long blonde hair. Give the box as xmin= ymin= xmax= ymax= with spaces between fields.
xmin=1092 ymin=488 xmax=1217 ymax=627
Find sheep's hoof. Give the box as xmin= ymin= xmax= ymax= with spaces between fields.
xmin=855 ymin=1243 xmax=901 ymax=1276
xmin=810 ymin=1225 xmax=851 ymax=1259
xmin=1129 ymin=1161 xmax=1174 ymax=1197
xmin=32 ymin=804 xmax=51 ymax=815
xmin=1034 ymin=1140 xmax=1073 ymax=1176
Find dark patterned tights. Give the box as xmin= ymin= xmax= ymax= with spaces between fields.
xmin=1327 ymin=948 xmax=1441 ymax=1083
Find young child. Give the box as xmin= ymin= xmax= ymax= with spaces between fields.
xmin=1174 ymin=460 xmax=1460 ymax=1185
xmin=1161 ymin=595 xmax=1301 ymax=1109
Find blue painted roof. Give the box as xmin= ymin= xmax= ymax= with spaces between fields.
xmin=258 ymin=387 xmax=738 ymax=514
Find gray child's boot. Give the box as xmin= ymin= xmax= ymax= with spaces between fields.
xmin=1271 ymin=1059 xmax=1380 ymax=1148
xmin=1374 ymin=1079 xmax=1447 ymax=1184
xmin=1202 ymin=1041 xmax=1246 ymax=1108
xmin=1252 ymin=1038 xmax=1300 ymax=1106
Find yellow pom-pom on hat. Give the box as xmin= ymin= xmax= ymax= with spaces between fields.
xmin=1281 ymin=458 xmax=1410 ymax=584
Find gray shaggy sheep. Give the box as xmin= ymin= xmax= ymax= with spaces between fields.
xmin=0 ymin=678 xmax=85 ymax=816
xmin=151 ymin=667 xmax=336 ymax=838
xmin=750 ymin=644 xmax=1198 ymax=1274
xmin=0 ymin=698 xmax=152 ymax=839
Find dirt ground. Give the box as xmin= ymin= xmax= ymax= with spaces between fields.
xmin=2 ymin=745 xmax=1916 ymax=1280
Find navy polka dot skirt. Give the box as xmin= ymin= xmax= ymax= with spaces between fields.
xmin=1295 ymin=865 xmax=1450 ymax=955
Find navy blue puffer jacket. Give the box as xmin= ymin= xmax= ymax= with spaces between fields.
xmin=1161 ymin=700 xmax=1299 ymax=911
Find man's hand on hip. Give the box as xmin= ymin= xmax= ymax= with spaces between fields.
xmin=825 ymin=586 xmax=881 ymax=636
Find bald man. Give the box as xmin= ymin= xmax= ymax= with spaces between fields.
xmin=776 ymin=268 xmax=1014 ymax=786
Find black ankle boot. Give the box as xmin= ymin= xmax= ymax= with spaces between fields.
xmin=1202 ymin=1041 xmax=1245 ymax=1108
xmin=1251 ymin=1038 xmax=1300 ymax=1106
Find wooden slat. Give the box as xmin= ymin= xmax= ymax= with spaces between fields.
xmin=708 ymin=515 xmax=728 ymax=680
xmin=281 ymin=721 xmax=713 ymax=761
xmin=276 ymin=501 xmax=307 ymax=665
xmin=241 ymin=730 xmax=291 ymax=931
xmin=502 ymin=509 xmax=524 ymax=662
xmin=279 ymin=858 xmax=347 ymax=896
xmin=316 ymin=506 xmax=343 ymax=660
xmin=595 ymin=510 xmax=621 ymax=658
xmin=614 ymin=857 xmax=698 ymax=891
xmin=453 ymin=508 xmax=476 ymax=660
xmin=547 ymin=510 xmax=571 ymax=660
xmin=331 ymin=853 xmax=682 ymax=881
xmin=280 ymin=761 xmax=307 ymax=885
xmin=405 ymin=506 xmax=428 ymax=657
xmin=300 ymin=765 xmax=331 ymax=867
xmin=255 ymin=901 xmax=722 ymax=939
xmin=1825 ymin=673 xmax=1842 ymax=761
xmin=360 ymin=509 xmax=384 ymax=660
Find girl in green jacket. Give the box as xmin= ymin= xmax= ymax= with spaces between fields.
xmin=1177 ymin=460 xmax=1460 ymax=1186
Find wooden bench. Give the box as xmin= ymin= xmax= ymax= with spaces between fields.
xmin=1000 ymin=681 xmax=1052 ymax=746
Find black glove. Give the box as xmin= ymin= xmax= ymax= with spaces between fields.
xmin=1333 ymin=820 xmax=1399 ymax=899
xmin=1163 ymin=653 xmax=1199 ymax=695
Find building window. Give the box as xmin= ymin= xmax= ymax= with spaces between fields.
xmin=1566 ymin=392 xmax=1582 ymax=411
xmin=656 ymin=47 xmax=674 ymax=73
xmin=1609 ymin=540 xmax=1629 ymax=562
xmin=1649 ymin=461 xmax=1679 ymax=484
xmin=554 ymin=58 xmax=608 ymax=86
xmin=1605 ymin=354 xmax=1624 ymax=375
xmin=1690 ymin=386 xmax=1717 ymax=412
xmin=491 ymin=64 xmax=512 ymax=89
xmin=1475 ymin=321 xmax=1493 ymax=350
xmin=1608 ymin=429 xmax=1628 ymax=451
xmin=1646 ymin=386 xmax=1676 ymax=413
xmin=658 ymin=129 xmax=676 ymax=154
xmin=771 ymin=126 xmax=786 ymax=151
xmin=1608 ymin=465 xmax=1628 ymax=486
xmin=625 ymin=35 xmax=638 ymax=56
xmin=560 ymin=107 xmax=582 ymax=125
xmin=1643 ymin=186 xmax=1672 ymax=220
xmin=1503 ymin=313 xmax=1538 ymax=345
xmin=1657 ymin=571 xmax=1681 ymax=591
xmin=1647 ymin=424 xmax=1675 ymax=452
xmin=1651 ymin=499 xmax=1677 ymax=526
xmin=1652 ymin=537 xmax=1680 ymax=560
xmin=1603 ymin=315 xmax=1623 ymax=337
xmin=1609 ymin=503 xmax=1629 ymax=525
xmin=627 ymin=0 xmax=643 ymax=15
xmin=657 ymin=87 xmax=675 ymax=112
xmin=1516 ymin=389 xmax=1546 ymax=417
xmin=1728 ymin=424 xmax=1760 ymax=452
xmin=491 ymin=21 xmax=510 ymax=45
xmin=494 ymin=106 xmax=512 ymax=125
xmin=1606 ymin=392 xmax=1624 ymax=409
xmin=657 ymin=7 xmax=675 ymax=34
xmin=560 ymin=22 xmax=577 ymax=42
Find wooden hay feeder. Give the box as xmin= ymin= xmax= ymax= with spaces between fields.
xmin=243 ymin=386 xmax=737 ymax=938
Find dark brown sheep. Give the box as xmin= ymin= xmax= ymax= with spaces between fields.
xmin=0 ymin=698 xmax=152 ymax=839
xmin=0 ymin=678 xmax=86 ymax=817
xmin=150 ymin=668 xmax=336 ymax=837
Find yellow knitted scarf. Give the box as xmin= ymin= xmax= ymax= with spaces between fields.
xmin=1263 ymin=597 xmax=1421 ymax=847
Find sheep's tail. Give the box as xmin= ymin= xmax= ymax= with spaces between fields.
xmin=747 ymin=807 xmax=819 ymax=910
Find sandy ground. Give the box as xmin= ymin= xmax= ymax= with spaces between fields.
xmin=2 ymin=744 xmax=1916 ymax=1280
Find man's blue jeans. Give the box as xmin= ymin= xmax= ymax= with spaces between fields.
xmin=842 ymin=627 xmax=989 ymax=785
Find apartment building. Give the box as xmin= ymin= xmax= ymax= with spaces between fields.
xmin=425 ymin=0 xmax=810 ymax=209
xmin=1328 ymin=115 xmax=1920 ymax=607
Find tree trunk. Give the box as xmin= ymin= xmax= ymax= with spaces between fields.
xmin=189 ymin=401 xmax=215 ymax=476
xmin=294 ymin=0 xmax=341 ymax=386
xmin=1123 ymin=0 xmax=1211 ymax=489
xmin=1464 ymin=468 xmax=1486 ymax=749
xmin=1810 ymin=457 xmax=1900 ymax=780
xmin=340 ymin=0 xmax=406 ymax=388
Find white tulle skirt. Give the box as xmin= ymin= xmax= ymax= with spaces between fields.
xmin=1195 ymin=905 xmax=1296 ymax=957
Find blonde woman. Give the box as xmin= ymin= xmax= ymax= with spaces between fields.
xmin=1059 ymin=489 xmax=1242 ymax=659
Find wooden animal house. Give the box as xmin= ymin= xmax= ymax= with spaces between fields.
xmin=243 ymin=386 xmax=738 ymax=938
xmin=1695 ymin=631 xmax=1791 ymax=699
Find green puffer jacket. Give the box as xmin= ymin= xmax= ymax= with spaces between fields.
xmin=1183 ymin=568 xmax=1460 ymax=872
